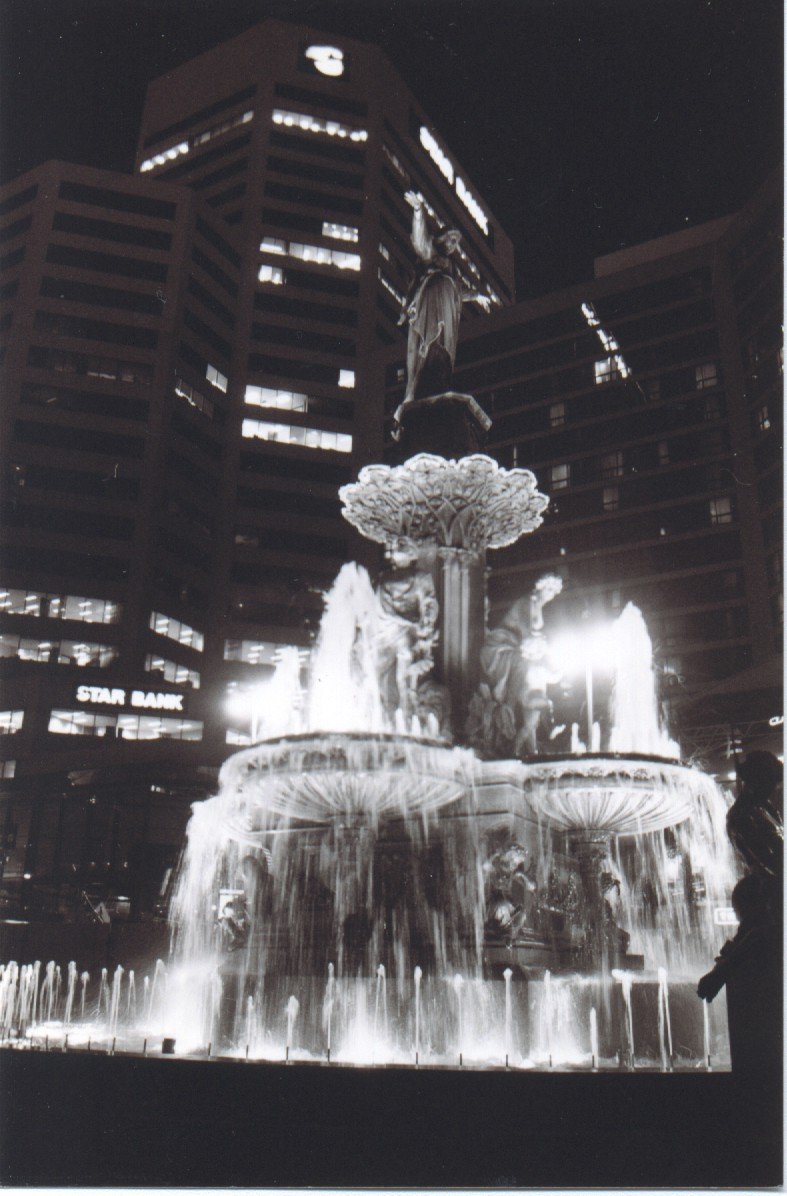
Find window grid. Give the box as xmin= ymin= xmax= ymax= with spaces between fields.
xmin=48 ymin=709 xmax=203 ymax=740
xmin=271 ymin=109 xmax=368 ymax=143
xmin=149 ymin=611 xmax=204 ymax=651
xmin=241 ymin=417 xmax=352 ymax=453
xmin=0 ymin=590 xmax=121 ymax=623
xmin=144 ymin=654 xmax=201 ymax=688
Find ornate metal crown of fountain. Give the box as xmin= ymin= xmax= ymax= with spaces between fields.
xmin=340 ymin=452 xmax=549 ymax=553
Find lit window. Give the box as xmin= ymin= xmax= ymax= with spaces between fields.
xmin=595 ymin=358 xmax=625 ymax=385
xmin=260 ymin=236 xmax=287 ymax=255
xmin=288 ymin=242 xmax=360 ymax=271
xmin=0 ymin=761 xmax=15 ymax=778
xmin=226 ymin=728 xmax=253 ymax=746
xmin=193 ymin=109 xmax=253 ymax=148
xmin=709 ymin=497 xmax=732 ymax=525
xmin=338 ymin=369 xmax=355 ymax=389
xmin=378 ymin=242 xmax=391 ymax=262
xmin=258 ymin=264 xmax=284 ymax=285
xmin=757 ymin=405 xmax=771 ymax=432
xmin=378 ymin=270 xmax=405 ymax=306
xmin=551 ymin=464 xmax=570 ymax=491
xmin=695 ymin=362 xmax=718 ymax=390
xmin=323 ymin=222 xmax=358 ymax=243
xmin=0 ymin=711 xmax=24 ymax=735
xmin=144 ymin=654 xmax=201 ymax=688
xmin=175 ymin=379 xmax=214 ymax=419
xmin=271 ymin=108 xmax=368 ymax=143
xmin=658 ymin=441 xmax=670 ymax=465
xmin=139 ymin=141 xmax=189 ymax=173
xmin=149 ymin=611 xmax=204 ymax=652
xmin=601 ymin=452 xmax=624 ymax=480
xmin=241 ymin=418 xmax=352 ymax=453
xmin=549 ymin=402 xmax=565 ymax=428
xmin=603 ymin=486 xmax=619 ymax=511
xmin=244 ymin=385 xmax=308 ymax=412
xmin=206 ymin=364 xmax=228 ymax=393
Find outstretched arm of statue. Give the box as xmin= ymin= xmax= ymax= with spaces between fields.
xmin=405 ymin=190 xmax=433 ymax=261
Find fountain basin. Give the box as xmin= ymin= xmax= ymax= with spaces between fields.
xmin=218 ymin=732 xmax=475 ymax=829
xmin=520 ymin=753 xmax=718 ymax=836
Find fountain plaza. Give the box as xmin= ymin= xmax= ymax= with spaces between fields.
xmin=0 ymin=390 xmax=739 ymax=1075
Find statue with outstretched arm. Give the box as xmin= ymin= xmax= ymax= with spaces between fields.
xmin=396 ymin=191 xmax=491 ymax=419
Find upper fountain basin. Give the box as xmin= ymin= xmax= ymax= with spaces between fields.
xmin=218 ymin=732 xmax=475 ymax=831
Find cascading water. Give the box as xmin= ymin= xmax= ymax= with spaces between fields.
xmin=1 ymin=578 xmax=735 ymax=1070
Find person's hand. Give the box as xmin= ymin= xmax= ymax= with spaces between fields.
xmin=697 ymin=969 xmax=725 ymax=1002
xmin=405 ymin=190 xmax=423 ymax=210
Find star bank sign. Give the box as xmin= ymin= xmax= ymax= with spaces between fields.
xmin=76 ymin=685 xmax=184 ymax=712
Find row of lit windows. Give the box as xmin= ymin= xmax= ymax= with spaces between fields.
xmin=0 ymin=711 xmax=24 ymax=735
xmin=323 ymin=221 xmax=358 ymax=242
xmin=193 ymin=109 xmax=254 ymax=148
xmin=149 ymin=611 xmax=204 ymax=651
xmin=175 ymin=378 xmax=214 ymax=419
xmin=48 ymin=709 xmax=203 ymax=740
xmin=0 ymin=591 xmax=121 ymax=623
xmin=271 ymin=108 xmax=367 ymax=143
xmin=378 ymin=269 xmax=406 ymax=307
xmin=244 ymin=385 xmax=309 ymax=412
xmin=0 ymin=635 xmax=118 ymax=668
xmin=258 ymin=264 xmax=285 ymax=285
xmin=140 ymin=110 xmax=254 ymax=172
xmin=144 ymin=654 xmax=201 ymax=688
xmin=260 ymin=236 xmax=361 ymax=272
xmin=241 ymin=417 xmax=352 ymax=453
xmin=223 ymin=639 xmax=293 ymax=665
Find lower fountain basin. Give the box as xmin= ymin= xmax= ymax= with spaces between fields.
xmin=218 ymin=732 xmax=474 ymax=829
xmin=520 ymin=753 xmax=718 ymax=836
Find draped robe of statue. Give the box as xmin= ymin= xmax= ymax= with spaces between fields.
xmin=402 ymin=207 xmax=466 ymax=406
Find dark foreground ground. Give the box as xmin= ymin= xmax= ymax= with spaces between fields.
xmin=0 ymin=1047 xmax=782 ymax=1188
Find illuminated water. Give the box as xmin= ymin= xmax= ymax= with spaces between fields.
xmin=0 ymin=576 xmax=737 ymax=1070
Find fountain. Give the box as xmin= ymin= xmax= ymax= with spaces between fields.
xmin=0 ymin=188 xmax=738 ymax=1075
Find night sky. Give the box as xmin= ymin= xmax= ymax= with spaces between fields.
xmin=1 ymin=0 xmax=782 ymax=298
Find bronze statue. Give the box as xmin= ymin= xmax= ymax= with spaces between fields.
xmin=397 ymin=191 xmax=491 ymax=414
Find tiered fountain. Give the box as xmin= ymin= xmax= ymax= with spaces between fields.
xmin=0 ymin=202 xmax=737 ymax=1071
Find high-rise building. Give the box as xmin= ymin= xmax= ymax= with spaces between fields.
xmin=380 ymin=173 xmax=782 ymax=775
xmin=0 ymin=19 xmax=513 ymax=919
xmin=134 ymin=18 xmax=514 ymax=722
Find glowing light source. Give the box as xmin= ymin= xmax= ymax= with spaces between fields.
xmin=304 ymin=45 xmax=345 ymax=77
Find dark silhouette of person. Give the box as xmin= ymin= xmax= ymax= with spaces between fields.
xmin=726 ymin=750 xmax=783 ymax=879
xmin=697 ymin=873 xmax=778 ymax=1002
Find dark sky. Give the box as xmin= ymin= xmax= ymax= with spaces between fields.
xmin=0 ymin=0 xmax=782 ymax=297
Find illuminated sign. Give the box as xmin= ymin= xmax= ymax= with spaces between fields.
xmin=304 ymin=45 xmax=344 ymax=77
xmin=769 ymin=715 xmax=783 ymax=727
xmin=713 ymin=907 xmax=739 ymax=927
xmin=76 ymin=684 xmax=184 ymax=712
xmin=418 ymin=126 xmax=489 ymax=237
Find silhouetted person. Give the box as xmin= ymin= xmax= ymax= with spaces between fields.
xmin=697 ymin=874 xmax=778 ymax=1002
xmin=727 ymin=751 xmax=783 ymax=879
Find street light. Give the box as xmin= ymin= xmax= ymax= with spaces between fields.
xmin=549 ymin=623 xmax=616 ymax=750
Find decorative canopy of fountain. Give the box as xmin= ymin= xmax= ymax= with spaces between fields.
xmin=339 ymin=452 xmax=549 ymax=552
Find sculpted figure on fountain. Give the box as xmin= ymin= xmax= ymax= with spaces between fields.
xmin=484 ymin=841 xmax=540 ymax=944
xmin=466 ymin=574 xmax=563 ymax=757
xmin=394 ymin=191 xmax=491 ymax=426
xmin=375 ymin=539 xmax=440 ymax=726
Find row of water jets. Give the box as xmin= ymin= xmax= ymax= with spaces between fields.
xmin=0 ymin=957 xmax=719 ymax=1070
